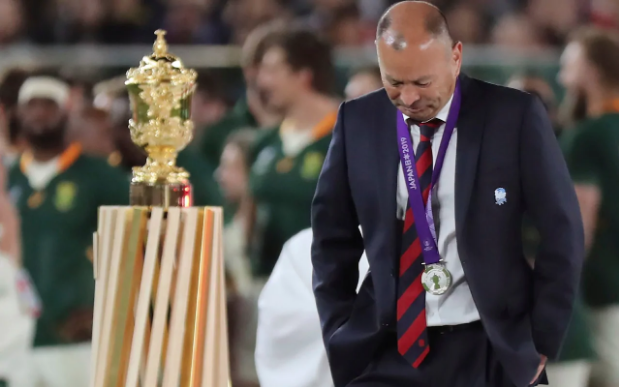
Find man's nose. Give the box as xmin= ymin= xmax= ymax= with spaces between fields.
xmin=399 ymin=86 xmax=421 ymax=107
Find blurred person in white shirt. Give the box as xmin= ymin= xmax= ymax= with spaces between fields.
xmin=255 ymin=228 xmax=368 ymax=387
xmin=0 ymin=157 xmax=36 ymax=387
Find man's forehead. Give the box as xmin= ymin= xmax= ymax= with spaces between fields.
xmin=379 ymin=46 xmax=449 ymax=81
xmin=381 ymin=30 xmax=408 ymax=51
xmin=378 ymin=29 xmax=441 ymax=51
xmin=26 ymin=97 xmax=61 ymax=106
xmin=378 ymin=36 xmax=446 ymax=67
xmin=262 ymin=46 xmax=287 ymax=65
xmin=24 ymin=97 xmax=59 ymax=106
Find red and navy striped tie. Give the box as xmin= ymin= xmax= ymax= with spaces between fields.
xmin=397 ymin=118 xmax=441 ymax=368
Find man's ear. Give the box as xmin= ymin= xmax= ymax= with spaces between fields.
xmin=452 ymin=41 xmax=463 ymax=76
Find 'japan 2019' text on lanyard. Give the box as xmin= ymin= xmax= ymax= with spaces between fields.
xmin=395 ymin=79 xmax=461 ymax=295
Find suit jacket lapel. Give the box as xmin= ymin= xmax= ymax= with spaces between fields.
xmin=374 ymin=91 xmax=399 ymax=259
xmin=455 ymin=74 xmax=486 ymax=237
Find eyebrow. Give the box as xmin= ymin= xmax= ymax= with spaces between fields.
xmin=385 ymin=75 xmax=433 ymax=84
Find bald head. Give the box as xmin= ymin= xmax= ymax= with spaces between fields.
xmin=377 ymin=1 xmax=452 ymax=50
xmin=375 ymin=1 xmax=461 ymax=122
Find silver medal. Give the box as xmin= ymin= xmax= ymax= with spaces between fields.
xmin=421 ymin=262 xmax=452 ymax=295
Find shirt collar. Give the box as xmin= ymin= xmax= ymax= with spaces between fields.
xmin=20 ymin=142 xmax=82 ymax=174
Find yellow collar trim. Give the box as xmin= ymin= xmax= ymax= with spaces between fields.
xmin=20 ymin=142 xmax=82 ymax=174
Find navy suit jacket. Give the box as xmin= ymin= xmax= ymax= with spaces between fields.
xmin=311 ymin=74 xmax=584 ymax=387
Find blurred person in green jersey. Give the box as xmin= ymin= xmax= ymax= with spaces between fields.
xmin=67 ymin=106 xmax=116 ymax=160
xmin=507 ymin=71 xmax=595 ymax=387
xmin=7 ymin=75 xmax=129 ymax=387
xmin=559 ymin=27 xmax=619 ymax=387
xmin=199 ymin=20 xmax=284 ymax=166
xmin=236 ymin=30 xmax=340 ymax=381
xmin=249 ymin=27 xmax=339 ymax=281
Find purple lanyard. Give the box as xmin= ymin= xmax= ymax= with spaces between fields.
xmin=395 ymin=79 xmax=461 ymax=265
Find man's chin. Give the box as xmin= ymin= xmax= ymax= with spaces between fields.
xmin=25 ymin=131 xmax=66 ymax=151
xmin=398 ymin=105 xmax=438 ymax=122
xmin=401 ymin=110 xmax=431 ymax=122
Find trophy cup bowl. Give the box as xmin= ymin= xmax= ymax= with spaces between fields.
xmin=126 ymin=30 xmax=197 ymax=207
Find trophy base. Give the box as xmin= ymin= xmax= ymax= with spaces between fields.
xmin=92 ymin=206 xmax=230 ymax=387
xmin=130 ymin=181 xmax=192 ymax=208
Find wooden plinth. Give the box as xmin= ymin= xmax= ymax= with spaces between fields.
xmin=90 ymin=206 xmax=229 ymax=387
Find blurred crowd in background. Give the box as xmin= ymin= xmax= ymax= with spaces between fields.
xmin=0 ymin=0 xmax=617 ymax=47
xmin=2 ymin=0 xmax=619 ymax=387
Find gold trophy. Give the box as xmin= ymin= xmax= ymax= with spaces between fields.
xmin=126 ymin=30 xmax=195 ymax=208
xmin=90 ymin=31 xmax=230 ymax=387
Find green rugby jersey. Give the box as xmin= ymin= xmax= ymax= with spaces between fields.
xmin=248 ymin=111 xmax=336 ymax=278
xmin=8 ymin=143 xmax=129 ymax=346
xmin=562 ymin=112 xmax=619 ymax=308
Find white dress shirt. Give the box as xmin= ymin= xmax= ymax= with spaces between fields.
xmin=397 ymin=96 xmax=480 ymax=326
xmin=255 ymin=228 xmax=369 ymax=387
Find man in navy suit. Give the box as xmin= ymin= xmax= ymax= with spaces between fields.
xmin=310 ymin=2 xmax=584 ymax=387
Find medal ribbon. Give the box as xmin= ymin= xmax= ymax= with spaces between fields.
xmin=395 ymin=79 xmax=461 ymax=266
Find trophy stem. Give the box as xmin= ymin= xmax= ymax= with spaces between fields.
xmin=129 ymin=146 xmax=193 ymax=208
xmin=130 ymin=181 xmax=192 ymax=208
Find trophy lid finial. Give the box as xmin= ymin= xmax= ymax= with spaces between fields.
xmin=153 ymin=30 xmax=168 ymax=57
